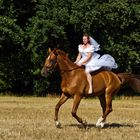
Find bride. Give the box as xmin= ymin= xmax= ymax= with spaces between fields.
xmin=75 ymin=33 xmax=118 ymax=94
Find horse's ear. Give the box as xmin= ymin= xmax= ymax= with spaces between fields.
xmin=48 ymin=48 xmax=51 ymax=53
xmin=66 ymin=53 xmax=69 ymax=57
xmin=53 ymin=48 xmax=58 ymax=55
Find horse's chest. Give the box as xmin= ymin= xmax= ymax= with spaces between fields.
xmin=61 ymin=80 xmax=69 ymax=91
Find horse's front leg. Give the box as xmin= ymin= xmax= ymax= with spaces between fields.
xmin=71 ymin=94 xmax=87 ymax=126
xmin=54 ymin=93 xmax=70 ymax=128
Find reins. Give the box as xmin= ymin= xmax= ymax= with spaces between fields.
xmin=56 ymin=53 xmax=83 ymax=72
xmin=45 ymin=52 xmax=83 ymax=72
xmin=59 ymin=66 xmax=83 ymax=72
xmin=45 ymin=65 xmax=82 ymax=72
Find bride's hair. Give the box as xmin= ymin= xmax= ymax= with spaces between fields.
xmin=83 ymin=33 xmax=90 ymax=43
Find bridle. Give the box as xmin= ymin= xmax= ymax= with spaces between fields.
xmin=44 ymin=53 xmax=83 ymax=72
xmin=59 ymin=66 xmax=83 ymax=72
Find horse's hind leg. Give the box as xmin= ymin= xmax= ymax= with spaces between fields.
xmin=54 ymin=93 xmax=70 ymax=128
xmin=71 ymin=95 xmax=87 ymax=126
xmin=103 ymin=93 xmax=113 ymax=119
xmin=96 ymin=94 xmax=107 ymax=127
xmin=103 ymin=87 xmax=121 ymax=120
xmin=97 ymin=86 xmax=121 ymax=128
xmin=96 ymin=88 xmax=114 ymax=128
xmin=98 ymin=94 xmax=106 ymax=114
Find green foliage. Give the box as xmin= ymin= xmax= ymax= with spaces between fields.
xmin=0 ymin=0 xmax=139 ymax=95
xmin=0 ymin=15 xmax=24 ymax=93
xmin=0 ymin=16 xmax=24 ymax=45
xmin=24 ymin=0 xmax=70 ymax=94
xmin=0 ymin=0 xmax=16 ymax=18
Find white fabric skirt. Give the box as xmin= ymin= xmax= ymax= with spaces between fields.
xmin=78 ymin=53 xmax=118 ymax=72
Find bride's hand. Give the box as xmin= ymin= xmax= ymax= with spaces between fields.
xmin=74 ymin=61 xmax=83 ymax=66
xmin=77 ymin=62 xmax=83 ymax=67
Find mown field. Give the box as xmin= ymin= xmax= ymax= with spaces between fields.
xmin=0 ymin=96 xmax=139 ymax=140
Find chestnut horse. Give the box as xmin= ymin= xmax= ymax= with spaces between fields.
xmin=41 ymin=48 xmax=140 ymax=128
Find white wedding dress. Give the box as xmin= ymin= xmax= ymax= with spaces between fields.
xmin=77 ymin=44 xmax=118 ymax=72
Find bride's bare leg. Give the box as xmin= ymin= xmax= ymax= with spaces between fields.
xmin=86 ymin=72 xmax=92 ymax=94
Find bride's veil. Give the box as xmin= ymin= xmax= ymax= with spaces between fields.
xmin=89 ymin=36 xmax=100 ymax=52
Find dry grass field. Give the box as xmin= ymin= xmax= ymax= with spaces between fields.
xmin=0 ymin=96 xmax=139 ymax=140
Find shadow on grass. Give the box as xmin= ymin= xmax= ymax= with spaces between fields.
xmin=65 ymin=123 xmax=134 ymax=129
xmin=104 ymin=123 xmax=134 ymax=129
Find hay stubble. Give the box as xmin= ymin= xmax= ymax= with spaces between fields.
xmin=0 ymin=97 xmax=139 ymax=140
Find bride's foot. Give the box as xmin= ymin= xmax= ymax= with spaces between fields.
xmin=88 ymin=88 xmax=93 ymax=94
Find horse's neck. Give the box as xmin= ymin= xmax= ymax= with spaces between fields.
xmin=57 ymin=55 xmax=78 ymax=71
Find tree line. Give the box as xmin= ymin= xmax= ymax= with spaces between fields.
xmin=0 ymin=0 xmax=140 ymax=96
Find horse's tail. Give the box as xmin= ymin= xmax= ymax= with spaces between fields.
xmin=117 ymin=73 xmax=140 ymax=93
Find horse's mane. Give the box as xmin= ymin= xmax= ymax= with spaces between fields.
xmin=55 ymin=49 xmax=80 ymax=68
xmin=56 ymin=49 xmax=68 ymax=58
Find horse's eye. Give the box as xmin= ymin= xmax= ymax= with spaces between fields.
xmin=50 ymin=59 xmax=56 ymax=63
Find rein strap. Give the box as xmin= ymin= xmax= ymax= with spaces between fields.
xmin=59 ymin=66 xmax=83 ymax=72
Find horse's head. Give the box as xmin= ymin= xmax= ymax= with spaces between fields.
xmin=41 ymin=48 xmax=58 ymax=77
xmin=41 ymin=48 xmax=79 ymax=77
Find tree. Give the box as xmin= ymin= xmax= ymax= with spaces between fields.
xmin=0 ymin=0 xmax=139 ymax=95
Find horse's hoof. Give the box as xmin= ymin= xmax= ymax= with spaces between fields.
xmin=100 ymin=122 xmax=105 ymax=128
xmin=55 ymin=121 xmax=61 ymax=128
xmin=97 ymin=117 xmax=104 ymax=123
xmin=96 ymin=121 xmax=105 ymax=128
xmin=96 ymin=117 xmax=105 ymax=128
xmin=82 ymin=120 xmax=87 ymax=126
xmin=96 ymin=122 xmax=105 ymax=128
xmin=96 ymin=122 xmax=101 ymax=128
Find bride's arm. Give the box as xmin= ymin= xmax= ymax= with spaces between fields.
xmin=81 ymin=52 xmax=92 ymax=65
xmin=75 ymin=53 xmax=81 ymax=63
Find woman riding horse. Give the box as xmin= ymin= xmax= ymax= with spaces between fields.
xmin=75 ymin=34 xmax=118 ymax=94
xmin=41 ymin=47 xmax=140 ymax=128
